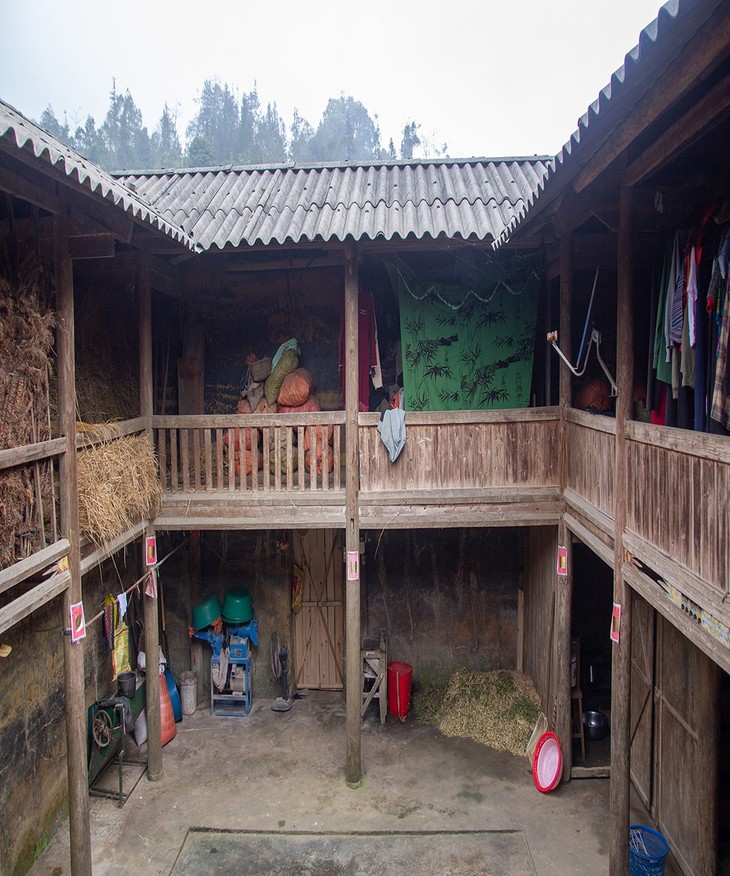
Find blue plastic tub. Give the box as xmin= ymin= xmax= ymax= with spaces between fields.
xmin=629 ymin=825 xmax=669 ymax=875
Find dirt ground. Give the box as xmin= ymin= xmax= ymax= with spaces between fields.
xmin=29 ymin=690 xmax=680 ymax=875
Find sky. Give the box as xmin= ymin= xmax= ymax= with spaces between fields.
xmin=0 ymin=0 xmax=666 ymax=160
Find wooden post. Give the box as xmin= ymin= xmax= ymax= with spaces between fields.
xmin=138 ymin=255 xmax=163 ymax=780
xmin=143 ymin=525 xmax=163 ymax=781
xmin=555 ymin=234 xmax=574 ymax=779
xmin=609 ymin=181 xmax=634 ymax=875
xmin=344 ymin=241 xmax=362 ymax=788
xmin=54 ymin=203 xmax=92 ymax=875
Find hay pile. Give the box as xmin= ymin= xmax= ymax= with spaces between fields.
xmin=416 ymin=668 xmax=541 ymax=758
xmin=0 ymin=249 xmax=55 ymax=568
xmin=73 ymin=287 xmax=139 ymax=423
xmin=77 ymin=433 xmax=161 ymax=548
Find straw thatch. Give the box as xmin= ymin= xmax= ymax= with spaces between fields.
xmin=73 ymin=286 xmax=139 ymax=423
xmin=0 ymin=247 xmax=55 ymax=568
xmin=77 ymin=433 xmax=161 ymax=548
xmin=415 ymin=668 xmax=541 ymax=758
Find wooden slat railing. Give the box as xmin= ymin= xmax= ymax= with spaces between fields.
xmin=626 ymin=421 xmax=730 ymax=599
xmin=153 ymin=413 xmax=346 ymax=494
xmin=359 ymin=407 xmax=561 ymax=492
xmin=565 ymin=408 xmax=616 ymax=527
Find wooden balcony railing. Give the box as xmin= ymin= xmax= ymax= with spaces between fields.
xmin=153 ymin=413 xmax=346 ymax=494
xmin=565 ymin=408 xmax=616 ymax=533
xmin=359 ymin=408 xmax=561 ymax=493
xmin=625 ymin=422 xmax=730 ymax=603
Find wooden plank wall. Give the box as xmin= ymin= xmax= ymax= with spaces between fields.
xmin=522 ymin=526 xmax=558 ymax=713
xmin=360 ymin=410 xmax=560 ymax=492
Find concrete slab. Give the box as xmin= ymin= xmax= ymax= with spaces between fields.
xmin=172 ymin=828 xmax=535 ymax=875
xmin=28 ymin=690 xmax=678 ymax=876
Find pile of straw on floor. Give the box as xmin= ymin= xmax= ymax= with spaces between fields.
xmin=77 ymin=432 xmax=161 ymax=548
xmin=414 ymin=668 xmax=541 ymax=758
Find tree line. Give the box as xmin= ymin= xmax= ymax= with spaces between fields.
xmin=40 ymin=80 xmax=447 ymax=172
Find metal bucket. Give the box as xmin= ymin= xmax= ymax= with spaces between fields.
xmin=179 ymin=670 xmax=198 ymax=716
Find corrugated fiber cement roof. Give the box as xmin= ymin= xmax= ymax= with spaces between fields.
xmin=119 ymin=158 xmax=551 ymax=250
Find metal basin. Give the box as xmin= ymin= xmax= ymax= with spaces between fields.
xmin=583 ymin=710 xmax=609 ymax=741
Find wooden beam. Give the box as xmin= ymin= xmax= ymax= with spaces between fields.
xmin=54 ymin=200 xmax=92 ymax=875
xmin=0 ymin=437 xmax=66 ymax=471
xmin=139 ymin=251 xmax=153 ymax=424
xmin=0 ymin=538 xmax=70 ymax=597
xmin=0 ymin=571 xmax=71 ymax=636
xmin=76 ymin=417 xmax=148 ymax=449
xmin=624 ymin=72 xmax=730 ymax=187
xmin=574 ymin=2 xmax=730 ymax=194
xmin=67 ymin=189 xmax=134 ymax=243
xmin=344 ymin=241 xmax=362 ymax=788
xmin=0 ymin=164 xmax=62 ymax=214
xmin=609 ymin=180 xmax=633 ymax=876
xmin=79 ymin=521 xmax=147 ymax=577
xmin=68 ymin=232 xmax=116 ymax=260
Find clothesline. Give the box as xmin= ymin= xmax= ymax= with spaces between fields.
xmin=85 ymin=537 xmax=189 ymax=628
xmin=397 ymin=267 xmax=540 ymax=311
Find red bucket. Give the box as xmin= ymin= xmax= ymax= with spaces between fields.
xmin=387 ymin=661 xmax=412 ymax=721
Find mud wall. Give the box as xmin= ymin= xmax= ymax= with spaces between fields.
xmin=162 ymin=526 xmax=527 ymax=710
xmin=364 ymin=528 xmax=525 ymax=677
xmin=159 ymin=531 xmax=291 ymax=702
xmin=0 ymin=552 xmax=140 ymax=876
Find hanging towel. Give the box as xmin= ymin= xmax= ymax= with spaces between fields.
xmin=378 ymin=407 xmax=406 ymax=462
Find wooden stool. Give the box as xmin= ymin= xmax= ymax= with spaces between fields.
xmin=571 ymin=638 xmax=586 ymax=761
xmin=361 ymin=629 xmax=387 ymax=725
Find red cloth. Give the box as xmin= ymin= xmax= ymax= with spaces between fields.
xmin=339 ymin=289 xmax=378 ymax=412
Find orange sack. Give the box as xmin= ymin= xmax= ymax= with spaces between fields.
xmin=305 ymin=448 xmax=334 ymax=476
xmin=278 ymin=368 xmax=314 ymax=407
xmin=234 ymin=448 xmax=263 ymax=476
xmin=223 ymin=427 xmax=256 ymax=452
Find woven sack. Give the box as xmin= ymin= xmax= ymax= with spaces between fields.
xmin=278 ymin=368 xmax=314 ymax=407
xmin=264 ymin=348 xmax=299 ymax=405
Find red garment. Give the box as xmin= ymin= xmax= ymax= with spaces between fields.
xmin=339 ymin=289 xmax=378 ymax=412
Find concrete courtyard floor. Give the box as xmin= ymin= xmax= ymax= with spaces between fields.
xmin=30 ymin=691 xmax=680 ymax=875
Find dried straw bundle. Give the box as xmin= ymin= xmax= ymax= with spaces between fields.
xmin=436 ymin=669 xmax=541 ymax=757
xmin=77 ymin=434 xmax=161 ymax=548
xmin=0 ymin=248 xmax=55 ymax=567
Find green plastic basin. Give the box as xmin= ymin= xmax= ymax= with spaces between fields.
xmin=192 ymin=594 xmax=222 ymax=631
xmin=222 ymin=587 xmax=253 ymax=624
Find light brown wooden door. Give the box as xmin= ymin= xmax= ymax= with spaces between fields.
xmin=654 ymin=615 xmax=719 ymax=876
xmin=630 ymin=594 xmax=655 ymax=808
xmin=292 ymin=529 xmax=344 ymax=690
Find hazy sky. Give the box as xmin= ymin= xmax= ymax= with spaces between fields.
xmin=1 ymin=0 xmax=665 ymax=159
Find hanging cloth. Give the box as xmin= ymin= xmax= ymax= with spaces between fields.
xmin=377 ymin=407 xmax=406 ymax=462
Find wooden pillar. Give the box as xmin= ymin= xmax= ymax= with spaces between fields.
xmin=143 ymin=524 xmax=163 ymax=781
xmin=609 ymin=181 xmax=634 ymax=875
xmin=54 ymin=203 xmax=92 ymax=876
xmin=138 ymin=252 xmax=153 ymax=424
xmin=138 ymin=257 xmax=163 ymax=780
xmin=344 ymin=242 xmax=362 ymax=787
xmin=556 ymin=234 xmax=573 ymax=779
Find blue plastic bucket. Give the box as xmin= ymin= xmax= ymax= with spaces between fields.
xmin=629 ymin=825 xmax=669 ymax=875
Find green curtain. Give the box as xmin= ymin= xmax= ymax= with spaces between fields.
xmin=397 ymin=257 xmax=540 ymax=411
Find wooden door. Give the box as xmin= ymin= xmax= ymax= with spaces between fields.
xmin=654 ymin=615 xmax=719 ymax=876
xmin=292 ymin=529 xmax=344 ymax=690
xmin=630 ymin=594 xmax=655 ymax=808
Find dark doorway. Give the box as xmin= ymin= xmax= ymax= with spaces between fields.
xmin=571 ymin=541 xmax=613 ymax=767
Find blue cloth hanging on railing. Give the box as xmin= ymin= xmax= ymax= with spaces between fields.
xmin=378 ymin=408 xmax=406 ymax=462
